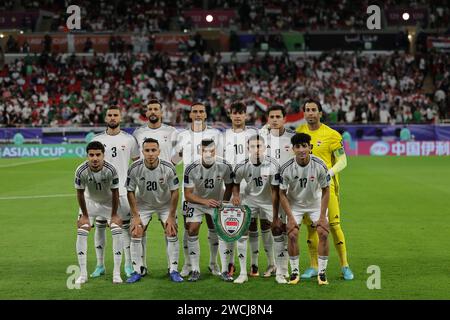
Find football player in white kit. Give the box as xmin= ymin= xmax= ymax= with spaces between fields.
xmin=223 ymin=101 xmax=258 ymax=277
xmin=171 ymin=102 xmax=223 ymax=278
xmin=183 ymin=139 xmax=234 ymax=282
xmin=232 ymin=134 xmax=280 ymax=284
xmin=125 ymin=138 xmax=183 ymax=283
xmin=132 ymin=99 xmax=178 ymax=274
xmin=279 ymin=133 xmax=330 ymax=285
xmin=74 ymin=141 xmax=123 ymax=285
xmin=260 ymin=105 xmax=296 ymax=284
xmin=91 ymin=106 xmax=140 ymax=278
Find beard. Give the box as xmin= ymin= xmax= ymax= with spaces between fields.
xmin=148 ymin=116 xmax=159 ymax=124
xmin=107 ymin=122 xmax=119 ymax=129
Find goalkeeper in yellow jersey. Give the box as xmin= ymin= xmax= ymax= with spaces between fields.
xmin=296 ymin=99 xmax=354 ymax=280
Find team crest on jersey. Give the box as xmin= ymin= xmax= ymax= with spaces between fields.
xmin=262 ymin=175 xmax=268 ymax=180
xmin=310 ymin=176 xmax=315 ymax=182
xmin=317 ymin=141 xmax=322 ymax=146
xmin=121 ymin=145 xmax=126 ymax=150
xmin=284 ymin=145 xmax=290 ymax=151
xmin=159 ymin=178 xmax=165 ymax=184
xmin=216 ymin=176 xmax=222 ymax=181
xmin=163 ymin=136 xmax=168 ymax=142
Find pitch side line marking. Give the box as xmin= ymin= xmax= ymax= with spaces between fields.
xmin=0 ymin=194 xmax=73 ymax=200
xmin=0 ymin=158 xmax=60 ymax=168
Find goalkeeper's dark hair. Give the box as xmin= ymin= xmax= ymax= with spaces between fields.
xmin=201 ymin=139 xmax=215 ymax=148
xmin=191 ymin=101 xmax=205 ymax=109
xmin=302 ymin=99 xmax=322 ymax=112
xmin=230 ymin=101 xmax=247 ymax=113
xmin=247 ymin=134 xmax=265 ymax=145
xmin=86 ymin=141 xmax=105 ymax=153
xmin=291 ymin=133 xmax=312 ymax=146
xmin=267 ymin=104 xmax=286 ymax=117
xmin=143 ymin=137 xmax=159 ymax=147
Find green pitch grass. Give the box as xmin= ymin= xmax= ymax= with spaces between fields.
xmin=0 ymin=157 xmax=449 ymax=300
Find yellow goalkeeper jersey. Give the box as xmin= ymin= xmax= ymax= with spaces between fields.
xmin=296 ymin=123 xmax=344 ymax=187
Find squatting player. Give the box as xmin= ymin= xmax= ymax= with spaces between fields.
xmin=74 ymin=141 xmax=123 ymax=284
xmin=125 ymin=138 xmax=182 ymax=283
xmin=279 ymin=133 xmax=330 ymax=285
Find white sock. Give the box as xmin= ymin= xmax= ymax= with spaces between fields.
xmin=110 ymin=223 xmax=122 ymax=275
xmin=165 ymin=236 xmax=170 ymax=270
xmin=318 ymin=256 xmax=328 ymax=274
xmin=219 ymin=239 xmax=233 ymax=273
xmin=289 ymin=255 xmax=299 ymax=275
xmin=76 ymin=228 xmax=89 ymax=277
xmin=130 ymin=237 xmax=143 ymax=274
xmin=94 ymin=220 xmax=106 ymax=267
xmin=183 ymin=230 xmax=191 ymax=267
xmin=167 ymin=235 xmax=180 ymax=272
xmin=273 ymin=235 xmax=285 ymax=276
xmin=122 ymin=221 xmax=131 ymax=268
xmin=229 ymin=242 xmax=236 ymax=265
xmin=187 ymin=235 xmax=200 ymax=272
xmin=249 ymin=231 xmax=259 ymax=267
xmin=208 ymin=229 xmax=219 ymax=266
xmin=282 ymin=231 xmax=289 ymax=274
xmin=237 ymin=237 xmax=248 ymax=276
xmin=261 ymin=229 xmax=275 ymax=266
xmin=141 ymin=233 xmax=147 ymax=268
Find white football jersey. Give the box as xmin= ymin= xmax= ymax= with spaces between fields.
xmin=132 ymin=124 xmax=178 ymax=162
xmin=223 ymin=126 xmax=259 ymax=167
xmin=126 ymin=159 xmax=179 ymax=211
xmin=173 ymin=126 xmax=223 ymax=170
xmin=92 ymin=130 xmax=139 ymax=196
xmin=184 ymin=157 xmax=233 ymax=209
xmin=74 ymin=160 xmax=119 ymax=204
xmin=279 ymin=155 xmax=330 ymax=211
xmin=260 ymin=127 xmax=296 ymax=166
xmin=234 ymin=156 xmax=280 ymax=208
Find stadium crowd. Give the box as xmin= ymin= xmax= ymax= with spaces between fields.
xmin=0 ymin=50 xmax=447 ymax=127
xmin=2 ymin=0 xmax=447 ymax=32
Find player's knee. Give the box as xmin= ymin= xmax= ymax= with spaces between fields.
xmin=260 ymin=219 xmax=271 ymax=231
xmin=121 ymin=220 xmax=130 ymax=230
xmin=288 ymin=229 xmax=298 ymax=243
xmin=271 ymin=225 xmax=282 ymax=236
xmin=95 ymin=220 xmax=107 ymax=229
xmin=249 ymin=219 xmax=258 ymax=231
xmin=317 ymin=228 xmax=328 ymax=242
xmin=329 ymin=222 xmax=341 ymax=233
xmin=187 ymin=224 xmax=199 ymax=236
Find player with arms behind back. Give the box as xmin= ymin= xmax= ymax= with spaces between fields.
xmin=91 ymin=105 xmax=140 ymax=279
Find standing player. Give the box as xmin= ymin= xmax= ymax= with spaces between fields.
xmin=132 ymin=99 xmax=178 ymax=274
xmin=172 ymin=102 xmax=223 ymax=278
xmin=296 ymin=99 xmax=354 ymax=280
xmin=91 ymin=106 xmax=140 ymax=279
xmin=223 ymin=101 xmax=258 ymax=276
xmin=74 ymin=141 xmax=123 ymax=284
xmin=232 ymin=134 xmax=280 ymax=284
xmin=279 ymin=133 xmax=331 ymax=285
xmin=260 ymin=105 xmax=295 ymax=283
xmin=184 ymin=139 xmax=234 ymax=282
xmin=125 ymin=138 xmax=183 ymax=283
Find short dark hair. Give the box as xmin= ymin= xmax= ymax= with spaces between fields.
xmin=142 ymin=138 xmax=159 ymax=148
xmin=107 ymin=105 xmax=120 ymax=111
xmin=291 ymin=133 xmax=312 ymax=146
xmin=86 ymin=141 xmax=105 ymax=153
xmin=247 ymin=134 xmax=265 ymax=145
xmin=302 ymin=99 xmax=322 ymax=112
xmin=191 ymin=102 xmax=205 ymax=109
xmin=147 ymin=99 xmax=162 ymax=109
xmin=230 ymin=101 xmax=247 ymax=113
xmin=201 ymin=139 xmax=215 ymax=148
xmin=267 ymin=105 xmax=286 ymax=117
